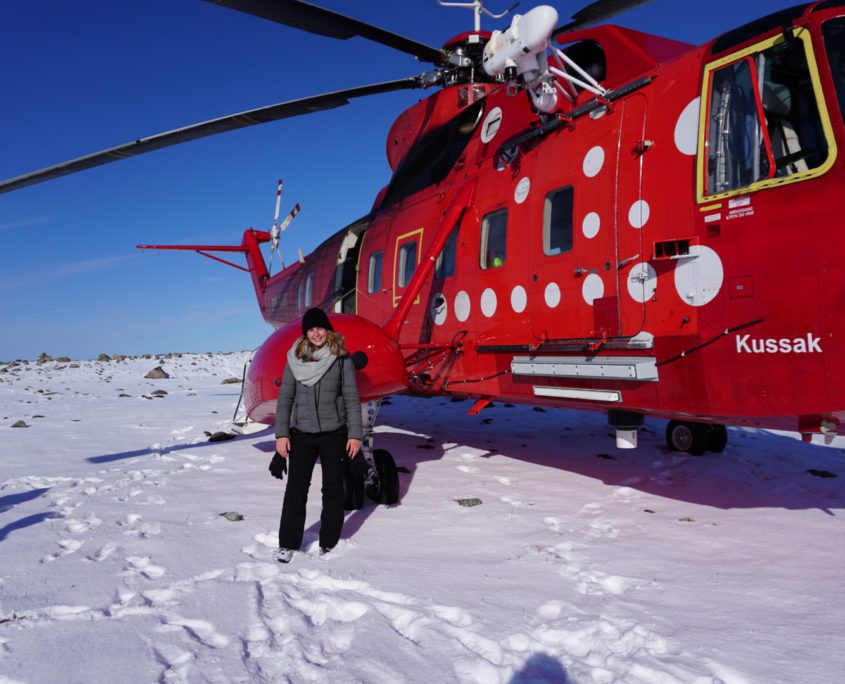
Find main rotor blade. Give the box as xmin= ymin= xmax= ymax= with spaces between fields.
xmin=205 ymin=0 xmax=442 ymax=64
xmin=0 ymin=78 xmax=421 ymax=196
xmin=554 ymin=0 xmax=652 ymax=36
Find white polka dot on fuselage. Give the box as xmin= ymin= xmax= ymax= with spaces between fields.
xmin=544 ymin=282 xmax=561 ymax=308
xmin=481 ymin=288 xmax=498 ymax=317
xmin=582 ymin=212 xmax=601 ymax=239
xmin=583 ymin=146 xmax=605 ymax=177
xmin=455 ymin=291 xmax=471 ymax=322
xmin=674 ymin=98 xmax=701 ymax=156
xmin=511 ymin=285 xmax=527 ymax=313
xmin=582 ymin=273 xmax=604 ymax=305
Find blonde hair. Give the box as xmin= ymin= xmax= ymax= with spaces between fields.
xmin=295 ymin=329 xmax=347 ymax=360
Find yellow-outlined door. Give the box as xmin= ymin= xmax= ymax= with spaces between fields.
xmin=392 ymin=227 xmax=424 ymax=307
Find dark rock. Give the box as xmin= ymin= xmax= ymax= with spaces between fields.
xmin=118 ymin=394 xmax=132 ymax=398
xmin=455 ymin=498 xmax=482 ymax=507
xmin=36 ymin=352 xmax=53 ymax=364
xmin=145 ymin=366 xmax=170 ymax=379
xmin=113 ymin=354 xmax=126 ymax=362
xmin=219 ymin=511 xmax=244 ymax=522
xmin=208 ymin=431 xmax=236 ymax=442
xmin=221 ymin=377 xmax=241 ymax=385
xmin=11 ymin=420 xmax=28 ymax=428
xmin=807 ymin=469 xmax=837 ymax=479
xmin=69 ymin=363 xmax=80 ymax=369
xmin=98 ymin=354 xmax=111 ymax=362
xmin=150 ymin=389 xmax=168 ymax=396
xmin=56 ymin=356 xmax=71 ymax=363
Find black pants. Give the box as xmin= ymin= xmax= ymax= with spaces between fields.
xmin=278 ymin=427 xmax=347 ymax=551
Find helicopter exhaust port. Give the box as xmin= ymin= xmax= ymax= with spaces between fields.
xmin=608 ymin=409 xmax=644 ymax=449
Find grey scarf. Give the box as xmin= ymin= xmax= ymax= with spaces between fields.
xmin=286 ymin=339 xmax=336 ymax=387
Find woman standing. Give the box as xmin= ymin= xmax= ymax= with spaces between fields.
xmin=270 ymin=307 xmax=362 ymax=563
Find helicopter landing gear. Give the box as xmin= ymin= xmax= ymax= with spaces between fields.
xmin=367 ymin=449 xmax=400 ymax=505
xmin=665 ymin=420 xmax=728 ymax=455
xmin=343 ymin=399 xmax=400 ymax=510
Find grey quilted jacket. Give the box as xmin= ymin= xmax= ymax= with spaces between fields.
xmin=274 ymin=356 xmax=363 ymax=440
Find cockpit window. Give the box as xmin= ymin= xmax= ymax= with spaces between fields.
xmin=823 ymin=18 xmax=845 ymax=122
xmin=379 ymin=99 xmax=485 ymax=209
xmin=703 ymin=31 xmax=829 ymax=197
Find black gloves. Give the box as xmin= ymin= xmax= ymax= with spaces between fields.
xmin=269 ymin=451 xmax=288 ymax=480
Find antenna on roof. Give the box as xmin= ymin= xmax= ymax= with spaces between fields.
xmin=436 ymin=0 xmax=518 ymax=32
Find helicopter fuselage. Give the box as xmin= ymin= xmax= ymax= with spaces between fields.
xmin=247 ymin=2 xmax=845 ymax=443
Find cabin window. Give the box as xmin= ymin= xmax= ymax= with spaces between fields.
xmin=304 ymin=272 xmax=315 ymax=307
xmin=480 ymin=208 xmax=507 ymax=269
xmin=543 ymin=186 xmax=574 ymax=255
xmin=703 ymin=32 xmax=829 ymax=198
xmin=367 ymin=251 xmax=383 ymax=293
xmin=397 ymin=242 xmax=417 ymax=287
xmin=435 ymin=227 xmax=459 ymax=279
xmin=823 ymin=18 xmax=845 ymax=123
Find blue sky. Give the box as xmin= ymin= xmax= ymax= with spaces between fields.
xmin=0 ymin=0 xmax=804 ymax=360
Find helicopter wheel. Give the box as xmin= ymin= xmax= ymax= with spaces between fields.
xmin=665 ymin=420 xmax=709 ymax=456
xmin=706 ymin=424 xmax=728 ymax=453
xmin=366 ymin=449 xmax=400 ymax=505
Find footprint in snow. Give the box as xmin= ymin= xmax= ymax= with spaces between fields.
xmin=457 ymin=465 xmax=479 ymax=474
xmin=587 ymin=518 xmax=620 ymax=539
xmin=123 ymin=555 xmax=166 ymax=579
xmin=87 ymin=542 xmax=118 ymax=562
xmin=569 ymin=566 xmax=640 ymax=597
xmin=64 ymin=514 xmax=102 ymax=534
xmin=162 ymin=613 xmax=230 ymax=649
xmin=41 ymin=538 xmax=84 ymax=562
xmin=543 ymin=516 xmax=562 ymax=533
xmin=501 ymin=494 xmax=529 ymax=508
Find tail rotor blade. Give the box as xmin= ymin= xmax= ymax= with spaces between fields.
xmin=278 ymin=203 xmax=300 ymax=234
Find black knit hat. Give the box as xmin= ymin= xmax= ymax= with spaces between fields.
xmin=302 ymin=307 xmax=333 ymax=335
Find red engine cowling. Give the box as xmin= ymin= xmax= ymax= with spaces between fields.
xmin=243 ymin=314 xmax=409 ymax=425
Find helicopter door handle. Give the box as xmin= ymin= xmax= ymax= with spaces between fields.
xmin=574 ymin=266 xmax=597 ymax=276
xmin=617 ymin=254 xmax=640 ymax=269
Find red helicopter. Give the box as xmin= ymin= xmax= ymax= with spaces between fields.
xmin=3 ymin=0 xmax=845 ymax=489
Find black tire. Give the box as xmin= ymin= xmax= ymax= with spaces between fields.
xmin=367 ymin=449 xmax=399 ymax=505
xmin=343 ymin=461 xmax=365 ymax=510
xmin=706 ymin=424 xmax=728 ymax=453
xmin=666 ymin=420 xmax=708 ymax=456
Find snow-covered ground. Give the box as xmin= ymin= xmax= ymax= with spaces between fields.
xmin=0 ymin=352 xmax=842 ymax=683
